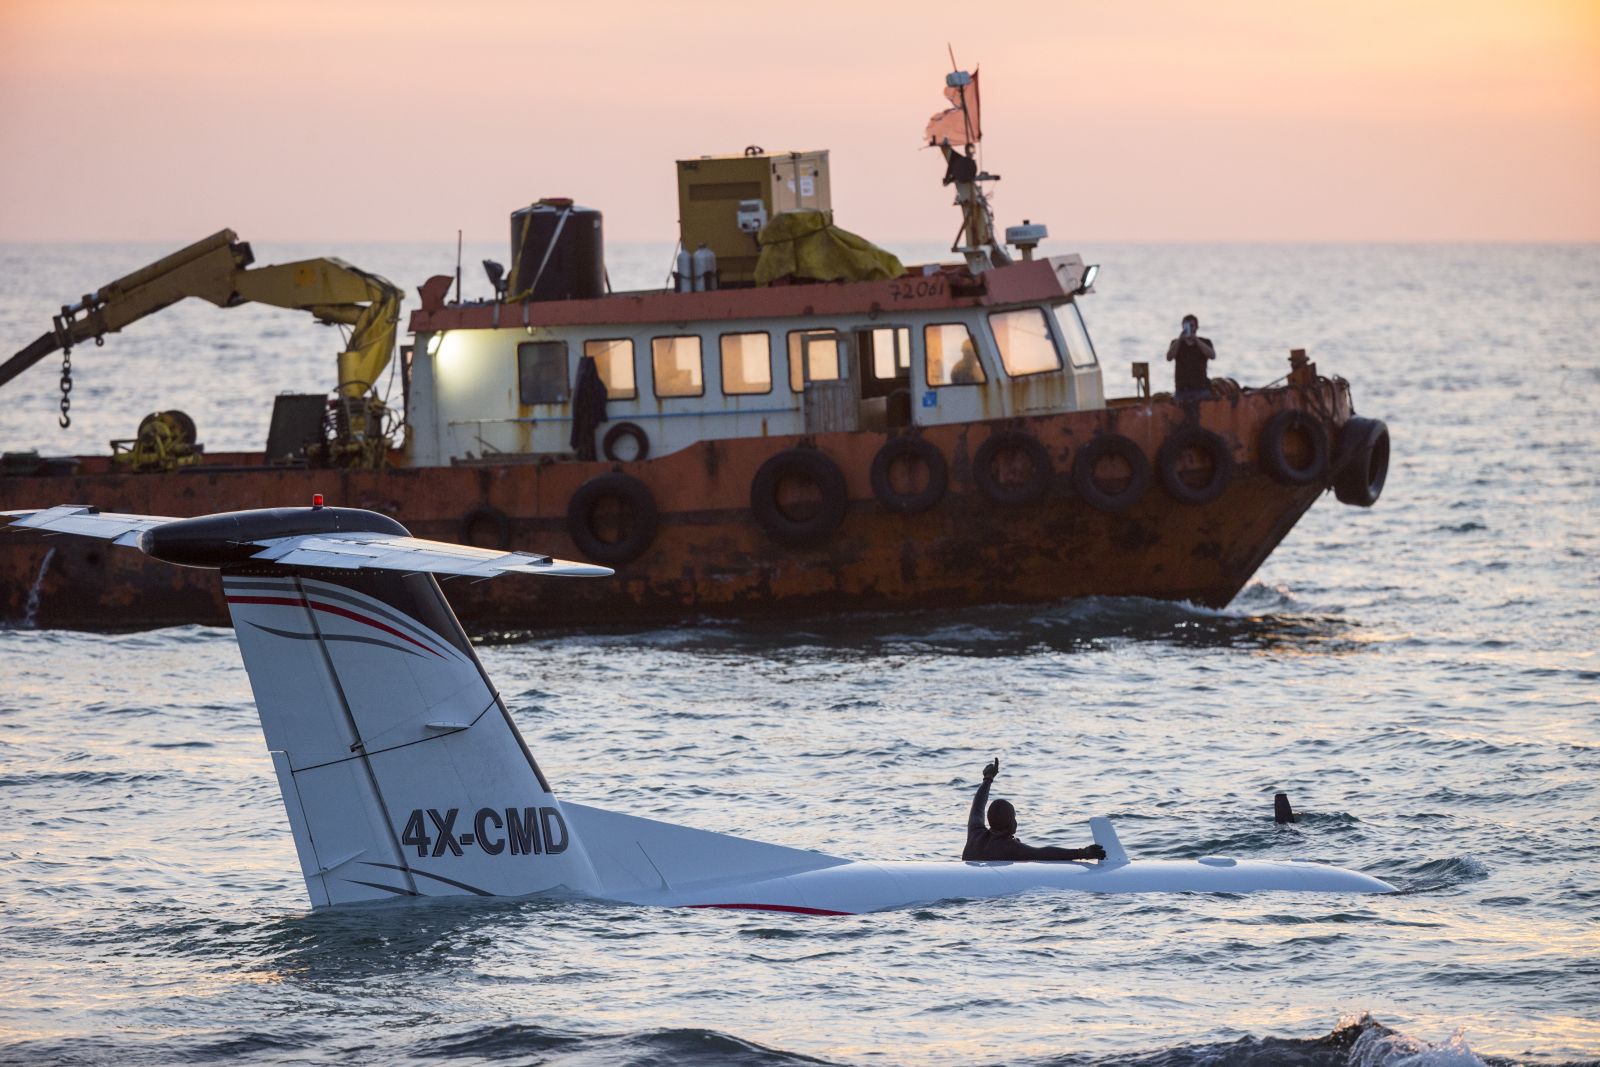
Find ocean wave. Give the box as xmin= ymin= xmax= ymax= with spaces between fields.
xmin=1029 ymin=1014 xmax=1506 ymax=1066
xmin=411 ymin=1023 xmax=830 ymax=1064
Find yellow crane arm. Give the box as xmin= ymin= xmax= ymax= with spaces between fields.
xmin=0 ymin=229 xmax=403 ymax=401
xmin=231 ymin=258 xmax=402 ymax=399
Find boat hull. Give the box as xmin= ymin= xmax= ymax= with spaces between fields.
xmin=0 ymin=378 xmax=1352 ymax=631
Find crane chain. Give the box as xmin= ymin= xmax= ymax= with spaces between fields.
xmin=58 ymin=349 xmax=73 ymax=429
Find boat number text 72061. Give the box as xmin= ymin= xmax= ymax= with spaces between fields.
xmin=888 ymin=277 xmax=946 ymax=301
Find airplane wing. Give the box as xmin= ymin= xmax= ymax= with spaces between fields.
xmin=249 ymin=533 xmax=612 ymax=577
xmin=3 ymin=504 xmax=612 ymax=578
xmin=2 ymin=505 xmax=179 ymax=544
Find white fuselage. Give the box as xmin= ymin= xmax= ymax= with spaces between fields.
xmin=633 ymin=858 xmax=1396 ymax=915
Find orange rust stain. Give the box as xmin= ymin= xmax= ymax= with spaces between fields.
xmin=0 ymin=379 xmax=1357 ymax=631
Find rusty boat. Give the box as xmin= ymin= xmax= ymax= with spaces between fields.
xmin=0 ymin=69 xmax=1389 ymax=632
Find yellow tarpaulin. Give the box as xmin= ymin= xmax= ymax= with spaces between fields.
xmin=754 ymin=210 xmax=905 ymax=287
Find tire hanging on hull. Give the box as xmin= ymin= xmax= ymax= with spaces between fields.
xmin=973 ymin=431 xmax=1052 ymax=506
xmin=566 ymin=474 xmax=659 ymax=565
xmin=750 ymin=448 xmax=849 ymax=547
xmin=870 ymin=437 xmax=948 ymax=514
xmin=459 ymin=505 xmax=513 ymax=551
xmin=1072 ymin=434 xmax=1150 ymax=513
xmin=1156 ymin=426 xmax=1233 ymax=506
xmin=1333 ymin=416 xmax=1390 ymax=507
xmin=1259 ymin=409 xmax=1330 ymax=486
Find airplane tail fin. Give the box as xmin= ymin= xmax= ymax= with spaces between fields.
xmin=225 ymin=568 xmax=603 ymax=904
xmin=6 ymin=502 xmax=612 ymax=905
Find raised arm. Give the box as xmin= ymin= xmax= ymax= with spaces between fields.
xmin=968 ymin=758 xmax=999 ymax=832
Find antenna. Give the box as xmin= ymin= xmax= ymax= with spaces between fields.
xmin=454 ymin=229 xmax=463 ymax=305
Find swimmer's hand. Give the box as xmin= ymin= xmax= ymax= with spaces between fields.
xmin=982 ymin=758 xmax=1000 ymax=782
xmin=1085 ymin=844 xmax=1107 ymax=861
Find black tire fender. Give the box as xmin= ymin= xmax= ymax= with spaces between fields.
xmin=750 ymin=448 xmax=849 ymax=547
xmin=459 ymin=504 xmax=513 ymax=551
xmin=1259 ymin=409 xmax=1330 ymax=486
xmin=1333 ymin=416 xmax=1390 ymax=508
xmin=870 ymin=436 xmax=948 ymax=514
xmin=602 ymin=421 xmax=651 ymax=463
xmin=1157 ymin=426 xmax=1234 ymax=506
xmin=1072 ymin=433 xmax=1150 ymax=513
xmin=972 ymin=430 xmax=1052 ymax=507
xmin=566 ymin=473 xmax=659 ymax=566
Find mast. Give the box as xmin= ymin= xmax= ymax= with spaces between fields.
xmin=927 ymin=63 xmax=1008 ymax=273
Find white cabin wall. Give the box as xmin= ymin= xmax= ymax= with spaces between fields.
xmin=405 ymin=299 xmax=1107 ymax=466
xmin=407 ymin=331 xmax=441 ymax=465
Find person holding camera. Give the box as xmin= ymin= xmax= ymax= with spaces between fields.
xmin=1165 ymin=313 xmax=1216 ymax=399
xmin=962 ymin=758 xmax=1106 ymax=862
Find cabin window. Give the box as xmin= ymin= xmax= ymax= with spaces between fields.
xmin=923 ymin=323 xmax=986 ymax=386
xmin=787 ymin=330 xmax=843 ymax=392
xmin=719 ymin=332 xmax=773 ymax=395
xmin=651 ymin=335 xmax=704 ymax=398
xmin=584 ymin=338 xmax=636 ymax=400
xmin=517 ymin=341 xmax=570 ymax=405
xmin=867 ymin=327 xmax=912 ymax=381
xmin=1054 ymin=303 xmax=1099 ymax=369
xmin=989 ymin=308 xmax=1062 ymax=378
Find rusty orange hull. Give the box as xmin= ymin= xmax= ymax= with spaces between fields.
xmin=0 ymin=380 xmax=1353 ymax=632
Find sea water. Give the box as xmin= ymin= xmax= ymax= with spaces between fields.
xmin=0 ymin=242 xmax=1596 ymax=1065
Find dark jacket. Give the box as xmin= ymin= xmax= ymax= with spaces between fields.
xmin=1165 ymin=335 xmax=1216 ymax=395
xmin=569 ymin=356 xmax=609 ymax=460
xmin=962 ymin=778 xmax=1100 ymax=862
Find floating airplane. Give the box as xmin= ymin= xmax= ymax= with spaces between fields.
xmin=3 ymin=502 xmax=1395 ymax=912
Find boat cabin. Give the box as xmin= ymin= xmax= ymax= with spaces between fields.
xmin=407 ymin=254 xmax=1105 ymax=465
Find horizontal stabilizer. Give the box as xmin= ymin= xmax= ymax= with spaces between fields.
xmin=2 ymin=505 xmax=177 ymax=544
xmin=3 ymin=504 xmax=612 ymax=580
xmin=562 ymin=802 xmax=848 ymax=901
xmin=249 ymin=532 xmax=611 ymax=578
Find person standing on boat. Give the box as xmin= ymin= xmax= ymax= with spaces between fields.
xmin=963 ymin=758 xmax=1105 ymax=862
xmin=1166 ymin=314 xmax=1216 ymax=399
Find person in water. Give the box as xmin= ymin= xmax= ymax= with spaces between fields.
xmin=963 ymin=758 xmax=1106 ymax=862
xmin=1165 ymin=313 xmax=1216 ymax=399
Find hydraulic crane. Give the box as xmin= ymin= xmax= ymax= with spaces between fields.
xmin=0 ymin=230 xmax=404 ymax=469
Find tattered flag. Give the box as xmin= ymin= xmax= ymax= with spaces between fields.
xmin=925 ymin=68 xmax=981 ymax=147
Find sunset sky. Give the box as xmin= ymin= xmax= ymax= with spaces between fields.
xmin=0 ymin=0 xmax=1595 ymax=243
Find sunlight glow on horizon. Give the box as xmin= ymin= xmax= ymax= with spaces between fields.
xmin=0 ymin=0 xmax=1595 ymax=244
